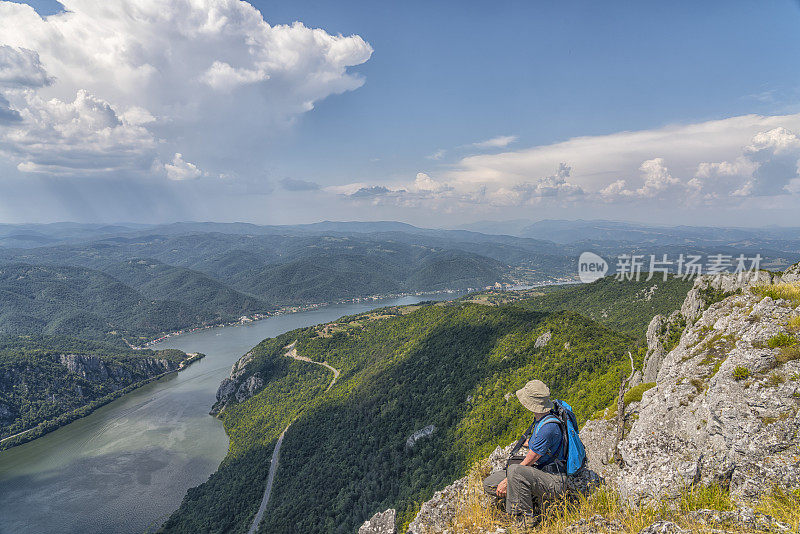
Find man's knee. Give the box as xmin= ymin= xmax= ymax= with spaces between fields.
xmin=482 ymin=470 xmax=506 ymax=496
xmin=507 ymin=463 xmax=534 ymax=484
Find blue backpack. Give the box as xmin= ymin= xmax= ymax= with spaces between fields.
xmin=551 ymin=400 xmax=586 ymax=475
xmin=511 ymin=399 xmax=586 ymax=475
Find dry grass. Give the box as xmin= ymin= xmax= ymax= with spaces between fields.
xmin=446 ymin=462 xmax=788 ymax=533
xmin=787 ymin=316 xmax=800 ymax=334
xmin=777 ymin=345 xmax=800 ymax=364
xmin=756 ymin=486 xmax=800 ymax=531
xmin=751 ymin=283 xmax=800 ymax=306
xmin=679 ymin=482 xmax=733 ymax=512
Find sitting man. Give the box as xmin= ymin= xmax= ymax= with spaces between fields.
xmin=483 ymin=379 xmax=567 ymax=525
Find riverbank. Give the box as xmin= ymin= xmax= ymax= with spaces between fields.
xmin=136 ymin=288 xmax=468 ymax=348
xmin=0 ymin=352 xmax=204 ymax=451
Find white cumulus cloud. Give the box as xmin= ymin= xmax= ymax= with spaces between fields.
xmin=337 ymin=115 xmax=800 ymax=211
xmin=469 ymin=135 xmax=518 ymax=149
xmin=0 ymin=0 xmax=373 ymax=177
xmin=0 ymin=45 xmax=52 ymax=87
xmin=3 ymin=89 xmax=156 ymax=174
xmin=163 ymin=153 xmax=204 ymax=181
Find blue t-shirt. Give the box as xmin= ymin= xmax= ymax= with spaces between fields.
xmin=529 ymin=416 xmax=563 ymax=467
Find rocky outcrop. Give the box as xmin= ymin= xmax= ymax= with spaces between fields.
xmin=405 ymin=444 xmax=514 ymax=534
xmin=680 ymin=270 xmax=775 ymax=323
xmin=642 ymin=314 xmax=667 ymax=383
xmin=362 ymin=267 xmax=800 ymax=533
xmin=358 ymin=509 xmax=397 ymax=534
xmin=582 ymin=267 xmax=800 ymax=502
xmin=235 ymin=374 xmax=263 ymax=403
xmin=534 ymin=330 xmax=552 ymax=348
xmin=781 ymin=262 xmax=800 ymax=283
xmin=401 ymin=443 xmax=602 ymax=533
xmin=211 ymin=350 xmax=259 ymax=415
xmin=1 ymin=350 xmax=191 ymax=444
xmin=58 ymin=354 xmax=177 ymax=382
xmin=406 ymin=425 xmax=436 ymax=448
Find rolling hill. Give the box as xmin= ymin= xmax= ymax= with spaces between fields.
xmin=0 ymin=263 xmax=257 ymax=344
xmin=463 ymin=275 xmax=694 ymax=338
xmin=102 ymin=258 xmax=269 ymax=317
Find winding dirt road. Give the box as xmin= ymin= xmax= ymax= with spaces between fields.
xmin=247 ymin=341 xmax=339 ymax=534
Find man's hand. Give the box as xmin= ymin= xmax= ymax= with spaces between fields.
xmin=496 ymin=477 xmax=508 ymax=497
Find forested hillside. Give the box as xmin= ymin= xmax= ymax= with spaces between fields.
xmin=465 ymin=275 xmax=694 ymax=338
xmin=0 ymin=335 xmax=193 ymax=446
xmin=162 ymin=301 xmax=639 ymax=534
xmin=2 ymin=234 xmax=518 ymax=305
xmin=0 ymin=263 xmax=260 ymax=344
xmin=103 ymin=258 xmax=268 ymax=316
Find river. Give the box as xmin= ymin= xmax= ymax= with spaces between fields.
xmin=0 ymin=293 xmax=460 ymax=534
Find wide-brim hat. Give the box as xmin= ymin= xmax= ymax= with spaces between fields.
xmin=516 ymin=379 xmax=554 ymax=413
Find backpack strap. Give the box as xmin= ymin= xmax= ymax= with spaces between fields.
xmin=533 ymin=413 xmax=567 ymax=469
xmin=533 ymin=414 xmax=561 ymax=436
xmin=508 ymin=421 xmax=536 ymax=458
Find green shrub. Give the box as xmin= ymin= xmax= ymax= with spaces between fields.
xmin=624 ymin=382 xmax=656 ymax=405
xmin=732 ymin=366 xmax=750 ymax=381
xmin=698 ymin=286 xmax=738 ymax=307
xmin=767 ymin=332 xmax=797 ymax=349
xmin=663 ymin=316 xmax=687 ymax=352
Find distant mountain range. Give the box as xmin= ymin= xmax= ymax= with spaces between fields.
xmin=460 ymin=218 xmax=800 ymax=248
xmin=1 ymin=220 xmax=799 ymax=346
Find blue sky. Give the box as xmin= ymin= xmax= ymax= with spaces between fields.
xmin=1 ymin=0 xmax=800 ymax=226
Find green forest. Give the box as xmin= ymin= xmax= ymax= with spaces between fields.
xmin=465 ymin=275 xmax=694 ymax=338
xmin=162 ymin=300 xmax=644 ymax=534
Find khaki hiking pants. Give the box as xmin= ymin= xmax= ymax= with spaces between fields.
xmin=483 ymin=464 xmax=566 ymax=515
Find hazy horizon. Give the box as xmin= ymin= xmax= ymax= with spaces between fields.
xmin=3 ymin=217 xmax=800 ymax=234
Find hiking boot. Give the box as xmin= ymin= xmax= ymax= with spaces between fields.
xmin=514 ymin=511 xmax=541 ymax=530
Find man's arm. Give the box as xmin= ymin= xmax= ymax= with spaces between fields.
xmin=520 ymin=449 xmax=542 ymax=467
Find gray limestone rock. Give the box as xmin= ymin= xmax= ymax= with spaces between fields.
xmin=637 ymin=521 xmax=686 ymax=534
xmin=534 ymin=330 xmax=552 ymax=348
xmin=358 ymin=509 xmax=396 ymax=534
xmin=610 ymin=267 xmax=800 ymax=501
xmin=406 ymin=424 xmax=437 ymax=448
xmin=235 ymin=373 xmax=263 ymax=403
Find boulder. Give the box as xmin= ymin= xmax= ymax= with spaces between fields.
xmin=637 ymin=521 xmax=686 ymax=534
xmin=534 ymin=330 xmax=552 ymax=348
xmin=406 ymin=424 xmax=436 ymax=448
xmin=358 ymin=509 xmax=396 ymax=534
